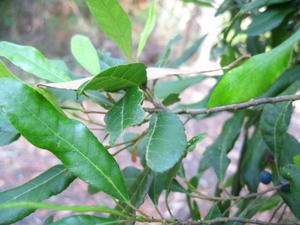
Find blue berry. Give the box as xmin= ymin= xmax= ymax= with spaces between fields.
xmin=260 ymin=171 xmax=272 ymax=184
xmin=279 ymin=178 xmax=290 ymax=193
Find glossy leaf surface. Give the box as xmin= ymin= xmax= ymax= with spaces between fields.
xmin=245 ymin=8 xmax=293 ymax=36
xmin=145 ymin=111 xmax=187 ymax=172
xmin=242 ymin=0 xmax=291 ymax=11
xmin=50 ymin=215 xmax=119 ymax=225
xmin=78 ymin=63 xmax=147 ymax=94
xmin=0 ymin=79 xmax=129 ymax=202
xmin=0 ymin=111 xmax=20 ymax=146
xmin=208 ymin=28 xmax=300 ymax=107
xmin=105 ymin=87 xmax=144 ymax=145
xmin=294 ymin=155 xmax=300 ymax=169
xmin=0 ymin=42 xmax=71 ymax=82
xmin=71 ymin=34 xmax=101 ymax=75
xmin=0 ymin=165 xmax=75 ymax=225
xmin=86 ymin=0 xmax=132 ymax=60
xmin=280 ymin=165 xmax=300 ymax=219
xmin=137 ymin=0 xmax=156 ymax=58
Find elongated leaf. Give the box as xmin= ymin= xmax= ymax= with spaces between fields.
xmin=280 ymin=164 xmax=300 ymax=219
xmin=78 ymin=63 xmax=147 ymax=94
xmin=39 ymin=67 xmax=207 ymax=90
xmin=245 ymin=8 xmax=293 ymax=36
xmin=294 ymin=155 xmax=300 ymax=169
xmin=208 ymin=28 xmax=300 ymax=107
xmin=242 ymin=0 xmax=291 ymax=11
xmin=263 ymin=66 xmax=300 ymax=97
xmin=154 ymin=75 xmax=206 ymax=99
xmin=241 ymin=129 xmax=266 ymax=192
xmin=105 ymin=87 xmax=144 ymax=145
xmin=198 ymin=112 xmax=244 ymax=182
xmin=187 ymin=133 xmax=207 ymax=152
xmin=50 ymin=215 xmax=119 ymax=225
xmin=137 ymin=0 xmax=157 ymax=58
xmin=181 ymin=0 xmax=213 ymax=7
xmin=0 ymin=42 xmax=71 ymax=82
xmin=145 ymin=111 xmax=187 ymax=172
xmin=149 ymin=161 xmax=182 ymax=205
xmin=86 ymin=0 xmax=132 ymax=60
xmin=71 ymin=35 xmax=101 ymax=75
xmin=260 ymin=101 xmax=292 ymax=162
xmin=98 ymin=50 xmax=125 ymax=70
xmin=0 ymin=111 xmax=20 ymax=146
xmin=155 ymin=35 xmax=183 ymax=67
xmin=169 ymin=36 xmax=206 ymax=68
xmin=0 ymin=60 xmax=19 ymax=80
xmin=0 ymin=165 xmax=75 ymax=225
xmin=0 ymin=79 xmax=129 ymax=202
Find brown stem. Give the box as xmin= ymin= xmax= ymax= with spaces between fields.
xmin=145 ymin=94 xmax=300 ymax=115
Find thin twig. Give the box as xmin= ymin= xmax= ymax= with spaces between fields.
xmin=278 ymin=204 xmax=288 ymax=223
xmin=190 ymin=185 xmax=282 ymax=202
xmin=145 ymin=94 xmax=300 ymax=115
xmin=269 ymin=201 xmax=285 ymax=223
xmin=186 ymin=217 xmax=300 ymax=225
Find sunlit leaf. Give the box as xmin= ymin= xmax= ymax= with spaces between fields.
xmin=71 ymin=34 xmax=101 ymax=75
xmin=86 ymin=0 xmax=133 ymax=60
xmin=0 ymin=79 xmax=129 ymax=202
xmin=0 ymin=42 xmax=71 ymax=82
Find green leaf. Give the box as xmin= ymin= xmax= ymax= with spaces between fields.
xmin=149 ymin=162 xmax=182 ymax=205
xmin=154 ymin=75 xmax=206 ymax=99
xmin=280 ymin=164 xmax=300 ymax=219
xmin=0 ymin=60 xmax=19 ymax=80
xmin=241 ymin=129 xmax=266 ymax=192
xmin=98 ymin=50 xmax=126 ymax=70
xmin=162 ymin=94 xmax=181 ymax=106
xmin=86 ymin=0 xmax=132 ymax=60
xmin=71 ymin=34 xmax=101 ymax=75
xmin=145 ymin=111 xmax=187 ymax=172
xmin=44 ymin=215 xmax=55 ymax=225
xmin=116 ymin=168 xmax=154 ymax=223
xmin=155 ymin=35 xmax=183 ymax=67
xmin=0 ymin=165 xmax=75 ymax=225
xmin=78 ymin=63 xmax=147 ymax=94
xmin=187 ymin=133 xmax=207 ymax=152
xmin=0 ymin=111 xmax=20 ymax=146
xmin=0 ymin=42 xmax=71 ymax=82
xmin=0 ymin=201 xmax=127 ymax=218
xmin=242 ymin=0 xmax=291 ymax=11
xmin=208 ymin=28 xmax=300 ymax=107
xmin=137 ymin=0 xmax=157 ymax=58
xmin=260 ymin=101 xmax=292 ymax=164
xmin=0 ymin=79 xmax=129 ymax=202
xmin=294 ymin=155 xmax=300 ymax=169
xmin=169 ymin=36 xmax=206 ymax=68
xmin=105 ymin=87 xmax=144 ymax=145
xmin=122 ymin=167 xmax=142 ymax=189
xmin=181 ymin=0 xmax=214 ymax=7
xmin=199 ymin=112 xmax=244 ymax=182
xmin=245 ymin=8 xmax=294 ymax=36
xmin=50 ymin=215 xmax=119 ymax=225
xmin=263 ymin=66 xmax=300 ymax=97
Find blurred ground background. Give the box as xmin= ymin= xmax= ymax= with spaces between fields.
xmin=0 ymin=0 xmax=299 ymax=224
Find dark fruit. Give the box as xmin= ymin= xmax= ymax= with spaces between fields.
xmin=279 ymin=178 xmax=291 ymax=193
xmin=260 ymin=171 xmax=272 ymax=184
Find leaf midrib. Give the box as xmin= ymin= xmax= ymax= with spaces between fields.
xmin=2 ymin=168 xmax=67 ymax=204
xmin=9 ymin=90 xmax=127 ymax=202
